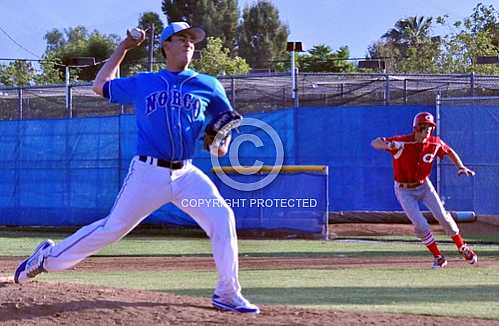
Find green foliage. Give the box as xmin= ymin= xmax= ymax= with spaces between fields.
xmin=217 ymin=0 xmax=239 ymax=53
xmin=397 ymin=40 xmax=440 ymax=73
xmin=35 ymin=52 xmax=64 ymax=85
xmin=299 ymin=45 xmax=355 ymax=72
xmin=4 ymin=3 xmax=496 ymax=85
xmin=127 ymin=62 xmax=166 ymax=75
xmin=161 ymin=0 xmax=239 ymax=53
xmin=370 ymin=15 xmax=440 ymax=73
xmin=162 ymin=0 xmax=196 ymax=22
xmin=237 ymin=0 xmax=289 ymax=70
xmin=44 ymin=28 xmax=65 ymax=52
xmin=367 ymin=40 xmax=400 ymax=72
xmin=43 ymin=26 xmax=118 ymax=81
xmin=0 ymin=53 xmax=63 ymax=87
xmin=369 ymin=4 xmax=499 ymax=74
xmin=382 ymin=16 xmax=434 ymax=52
xmin=439 ymin=3 xmax=499 ymax=74
xmin=191 ymin=37 xmax=250 ymax=75
xmin=0 ymin=60 xmax=36 ymax=86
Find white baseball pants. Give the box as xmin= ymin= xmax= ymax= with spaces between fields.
xmin=44 ymin=156 xmax=241 ymax=297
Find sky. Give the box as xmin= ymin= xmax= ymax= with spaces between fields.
xmin=0 ymin=0 xmax=494 ymax=65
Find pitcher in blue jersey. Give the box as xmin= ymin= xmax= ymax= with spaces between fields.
xmin=14 ymin=22 xmax=260 ymax=314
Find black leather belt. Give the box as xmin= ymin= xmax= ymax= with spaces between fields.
xmin=138 ymin=155 xmax=184 ymax=170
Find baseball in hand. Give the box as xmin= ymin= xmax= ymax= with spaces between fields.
xmin=129 ymin=28 xmax=144 ymax=40
xmin=388 ymin=141 xmax=402 ymax=150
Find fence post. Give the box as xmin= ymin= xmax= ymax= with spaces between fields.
xmin=470 ymin=72 xmax=475 ymax=97
xmin=435 ymin=93 xmax=441 ymax=195
xmin=147 ymin=24 xmax=155 ymax=72
xmin=231 ymin=77 xmax=236 ymax=108
xmin=68 ymin=85 xmax=73 ymax=118
xmin=65 ymin=66 xmax=73 ymax=118
xmin=290 ymin=50 xmax=297 ymax=106
xmin=17 ymin=87 xmax=23 ymax=120
xmin=294 ymin=68 xmax=299 ymax=107
xmin=384 ymin=73 xmax=390 ymax=105
xmin=116 ymin=65 xmax=124 ymax=114
xmin=403 ymin=78 xmax=408 ymax=104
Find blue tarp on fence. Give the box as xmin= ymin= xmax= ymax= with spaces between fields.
xmin=0 ymin=104 xmax=497 ymax=227
xmin=439 ymin=105 xmax=499 ymax=213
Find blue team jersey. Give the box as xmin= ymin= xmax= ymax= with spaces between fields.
xmin=105 ymin=69 xmax=233 ymax=160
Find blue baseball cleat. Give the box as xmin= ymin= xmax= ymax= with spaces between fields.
xmin=14 ymin=239 xmax=55 ymax=284
xmin=212 ymin=293 xmax=260 ymax=314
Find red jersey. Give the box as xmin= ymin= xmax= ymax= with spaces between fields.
xmin=384 ymin=135 xmax=451 ymax=183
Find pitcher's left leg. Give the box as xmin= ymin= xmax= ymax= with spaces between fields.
xmin=172 ymin=166 xmax=240 ymax=295
xmin=171 ymin=165 xmax=259 ymax=313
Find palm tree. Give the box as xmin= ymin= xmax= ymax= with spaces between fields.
xmin=370 ymin=15 xmax=440 ymax=72
xmin=382 ymin=16 xmax=433 ymax=51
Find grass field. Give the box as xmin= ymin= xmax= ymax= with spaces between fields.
xmin=2 ymin=231 xmax=499 ymax=319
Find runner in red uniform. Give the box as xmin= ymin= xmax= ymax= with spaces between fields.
xmin=371 ymin=112 xmax=478 ymax=269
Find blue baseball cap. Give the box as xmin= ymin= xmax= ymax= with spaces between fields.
xmin=159 ymin=22 xmax=206 ymax=44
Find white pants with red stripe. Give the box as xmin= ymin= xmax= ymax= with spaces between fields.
xmin=394 ymin=179 xmax=460 ymax=239
xmin=44 ymin=156 xmax=241 ymax=298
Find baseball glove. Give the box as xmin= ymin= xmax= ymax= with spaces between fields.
xmin=203 ymin=110 xmax=242 ymax=152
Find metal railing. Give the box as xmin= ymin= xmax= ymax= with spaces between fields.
xmin=1 ymin=72 xmax=498 ymax=120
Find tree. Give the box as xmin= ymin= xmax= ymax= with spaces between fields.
xmin=439 ymin=4 xmax=499 ymax=74
xmin=42 ymin=26 xmax=118 ymax=81
xmin=0 ymin=60 xmax=36 ymax=86
xmin=35 ymin=52 xmax=64 ymax=85
xmin=301 ymin=45 xmax=334 ymax=72
xmin=333 ymin=47 xmax=356 ymax=72
xmin=218 ymin=0 xmax=239 ymax=53
xmin=367 ymin=40 xmax=400 ymax=72
xmin=121 ymin=12 xmax=165 ymax=75
xmin=44 ymin=29 xmax=65 ymax=52
xmin=66 ymin=26 xmax=89 ymax=43
xmin=162 ymin=0 xmax=195 ymax=22
xmin=400 ymin=41 xmax=440 ymax=73
xmin=299 ymin=45 xmax=355 ymax=72
xmin=191 ymin=37 xmax=250 ymax=75
xmin=161 ymin=0 xmax=239 ymax=52
xmin=371 ymin=5 xmax=499 ymax=74
xmin=370 ymin=15 xmax=441 ymax=73
xmin=138 ymin=12 xmax=164 ymax=45
xmin=382 ymin=16 xmax=433 ymax=53
xmin=237 ymin=0 xmax=289 ymax=70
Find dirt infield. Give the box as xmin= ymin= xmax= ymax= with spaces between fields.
xmin=2 ymin=254 xmax=499 ymax=325
xmin=1 ymin=280 xmax=498 ymax=326
xmin=1 ymin=221 xmax=499 ymax=325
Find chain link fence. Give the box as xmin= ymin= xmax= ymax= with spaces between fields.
xmin=1 ymin=72 xmax=498 ymax=119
